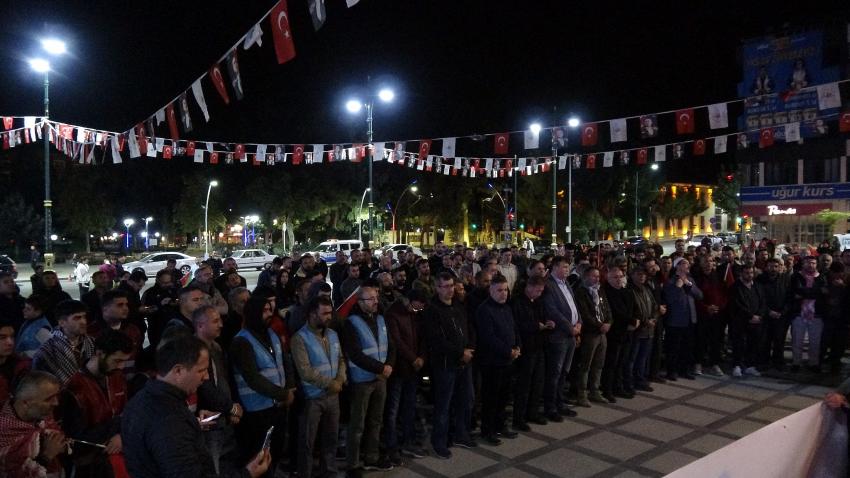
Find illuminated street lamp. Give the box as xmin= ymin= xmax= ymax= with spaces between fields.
xmin=204 ymin=180 xmax=219 ymax=258
xmin=144 ymin=217 xmax=153 ymax=250
xmin=123 ymin=218 xmax=134 ymax=250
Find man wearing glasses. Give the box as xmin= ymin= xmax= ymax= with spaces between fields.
xmin=341 ymin=284 xmax=396 ymax=476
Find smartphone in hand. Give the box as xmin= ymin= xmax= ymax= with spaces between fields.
xmin=262 ymin=426 xmax=275 ymax=449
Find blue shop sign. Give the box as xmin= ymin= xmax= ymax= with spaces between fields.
xmin=741 ymin=183 xmax=850 ymax=202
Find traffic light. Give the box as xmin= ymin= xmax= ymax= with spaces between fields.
xmin=725 ymin=174 xmax=734 ymax=182
xmin=471 ymin=223 xmax=478 ymax=230
xmin=506 ymin=212 xmax=516 ymax=231
xmin=519 ymin=223 xmax=525 ymax=230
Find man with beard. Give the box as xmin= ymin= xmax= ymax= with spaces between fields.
xmin=33 ymin=300 xmax=95 ymax=386
xmin=730 ymin=265 xmax=766 ymax=378
xmin=60 ymin=330 xmax=134 ymax=476
xmin=81 ymin=271 xmax=112 ymax=326
xmin=756 ymin=258 xmax=788 ymax=370
xmin=377 ymin=272 xmax=402 ymax=313
xmin=511 ymin=276 xmax=549 ymax=427
xmin=411 ymin=259 xmax=436 ymax=300
xmin=190 ymin=265 xmax=229 ymax=316
xmin=215 ymin=258 xmax=246 ymax=296
xmin=142 ymin=269 xmax=180 ymax=349
xmin=329 ymin=252 xmax=349 ymax=305
xmin=572 ymin=267 xmax=611 ymax=407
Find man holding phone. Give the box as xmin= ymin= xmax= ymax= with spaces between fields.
xmin=122 ymin=334 xmax=270 ymax=477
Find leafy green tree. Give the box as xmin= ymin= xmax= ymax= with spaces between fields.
xmin=0 ymin=194 xmax=44 ymax=259
xmin=56 ymin=168 xmax=115 ymax=253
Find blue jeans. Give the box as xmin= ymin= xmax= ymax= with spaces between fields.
xmin=544 ymin=338 xmax=575 ymax=414
xmin=629 ymin=336 xmax=652 ymax=387
xmin=430 ymin=367 xmax=472 ymax=450
xmin=384 ymin=375 xmax=419 ymax=451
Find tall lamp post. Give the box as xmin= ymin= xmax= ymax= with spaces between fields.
xmin=390 ymin=181 xmax=418 ymax=242
xmin=144 ymin=217 xmax=153 ymax=250
xmin=566 ymin=116 xmax=580 ymax=243
xmin=204 ymin=180 xmax=219 ymax=258
xmin=30 ymin=38 xmax=67 ymax=256
xmin=123 ymin=218 xmax=134 ymax=251
xmin=346 ymin=86 xmax=395 ymax=247
xmin=635 ymin=163 xmax=660 ymax=237
xmin=357 ymin=187 xmax=370 ymax=244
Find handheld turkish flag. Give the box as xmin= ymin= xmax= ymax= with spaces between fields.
xmin=581 ymin=123 xmax=598 ymax=146
xmin=494 ymin=133 xmax=509 ymax=155
xmin=840 ymin=111 xmax=850 ymax=133
xmin=586 ymin=154 xmax=596 ymax=169
xmin=693 ymin=139 xmax=706 ymax=156
xmin=336 ymin=286 xmax=361 ymax=318
xmin=418 ymin=139 xmax=432 ymax=159
xmin=209 ymin=64 xmax=230 ymax=105
xmin=165 ymin=103 xmax=179 ymax=141
xmin=270 ymin=0 xmax=296 ymax=64
xmin=636 ymin=148 xmax=648 ymax=165
xmin=759 ymin=128 xmax=774 ymax=148
xmin=675 ymin=108 xmax=695 ymax=134
xmin=186 ymin=141 xmax=196 ymax=157
xmin=292 ymin=144 xmax=305 ymax=164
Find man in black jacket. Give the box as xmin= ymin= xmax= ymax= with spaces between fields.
xmin=601 ymin=267 xmax=637 ymax=401
xmin=756 ymin=258 xmax=788 ymax=370
xmin=475 ymin=275 xmax=520 ymax=445
xmin=511 ymin=276 xmax=549 ymax=429
xmin=122 ymin=334 xmax=269 ymax=478
xmin=573 ymin=267 xmax=612 ymax=407
xmin=787 ymin=256 xmax=828 ymax=373
xmin=421 ymin=273 xmax=475 ymax=459
xmin=730 ymin=265 xmax=767 ymax=377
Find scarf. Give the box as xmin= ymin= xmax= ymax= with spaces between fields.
xmin=0 ymin=401 xmax=63 ymax=478
xmin=33 ymin=330 xmax=95 ymax=385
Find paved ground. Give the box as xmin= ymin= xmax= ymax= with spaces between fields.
xmin=375 ymin=374 xmax=831 ymax=478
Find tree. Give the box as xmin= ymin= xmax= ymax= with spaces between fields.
xmin=0 ymin=194 xmax=44 ymax=259
xmin=816 ymin=209 xmax=850 ymax=229
xmin=56 ymin=168 xmax=115 ymax=253
xmin=713 ymin=175 xmax=740 ymax=217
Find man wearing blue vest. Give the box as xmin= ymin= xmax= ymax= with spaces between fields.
xmin=230 ymin=294 xmax=295 ymax=476
xmin=341 ymin=285 xmax=396 ymax=477
xmin=291 ymin=296 xmax=346 ymax=478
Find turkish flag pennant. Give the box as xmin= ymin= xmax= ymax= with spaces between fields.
xmin=505 ymin=159 xmax=513 ymax=171
xmin=165 ymin=103 xmax=179 ymax=141
xmin=235 ymin=144 xmax=246 ymax=161
xmin=759 ymin=128 xmax=774 ymax=148
xmin=637 ymin=148 xmax=648 ymax=165
xmin=209 ymin=64 xmax=230 ymax=105
xmin=135 ymin=124 xmax=148 ymax=156
xmin=581 ymin=123 xmax=598 ymax=146
xmin=494 ymin=133 xmax=509 ymax=155
xmin=163 ymin=144 xmax=173 ymax=159
xmin=2 ymin=134 xmax=8 ymax=150
xmin=293 ymin=144 xmax=305 ymax=164
xmin=586 ymin=154 xmax=597 ymax=169
xmin=840 ymin=111 xmax=850 ymax=133
xmin=252 ymin=154 xmax=261 ymax=166
xmin=186 ymin=141 xmax=196 ymax=157
xmin=693 ymin=139 xmax=706 ymax=156
xmin=59 ymin=124 xmax=74 ymax=140
xmin=210 ymin=152 xmax=219 ymax=164
xmin=117 ymin=134 xmax=126 ymax=152
xmin=675 ymin=108 xmax=695 ymax=134
xmin=418 ymin=139 xmax=432 ymax=159
xmin=2 ymin=117 xmax=12 ymax=130
xmin=352 ymin=144 xmax=366 ymax=162
xmin=270 ymin=0 xmax=296 ymax=64
xmin=24 ymin=129 xmax=30 ymax=144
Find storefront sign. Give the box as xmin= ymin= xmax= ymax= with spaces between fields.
xmin=767 ymin=205 xmax=797 ymax=215
xmin=741 ymin=202 xmax=830 ymax=217
xmin=741 ymin=183 xmax=850 ymax=202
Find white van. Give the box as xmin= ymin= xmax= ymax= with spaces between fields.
xmin=310 ymin=239 xmax=363 ymax=264
xmin=833 ymin=234 xmax=850 ymax=252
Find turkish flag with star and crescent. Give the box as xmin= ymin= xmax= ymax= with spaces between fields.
xmin=270 ymin=0 xmax=296 ymax=64
xmin=494 ymin=133 xmax=509 ymax=155
xmin=292 ymin=144 xmax=305 ymax=164
xmin=418 ymin=139 xmax=432 ymax=159
xmin=759 ymin=128 xmax=774 ymax=148
xmin=675 ymin=109 xmax=695 ymax=134
xmin=840 ymin=111 xmax=850 ymax=133
xmin=581 ymin=123 xmax=598 ymax=146
xmin=693 ymin=139 xmax=706 ymax=156
xmin=165 ymin=103 xmax=179 ymax=141
xmin=586 ymin=154 xmax=597 ymax=169
xmin=636 ymin=148 xmax=648 ymax=165
xmin=209 ymin=63 xmax=230 ymax=105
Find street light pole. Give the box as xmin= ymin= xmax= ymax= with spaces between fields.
xmin=42 ymin=70 xmax=52 ymax=254
xmin=358 ymin=187 xmax=370 ymax=244
xmin=551 ymin=131 xmax=558 ymax=248
xmin=144 ymin=217 xmax=152 ymax=250
xmin=366 ymin=100 xmax=374 ymax=248
xmin=635 ymin=170 xmax=640 ymax=236
xmin=391 ymin=183 xmax=418 ymax=240
xmin=204 ymin=180 xmax=218 ymax=259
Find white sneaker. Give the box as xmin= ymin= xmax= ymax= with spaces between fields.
xmin=743 ymin=366 xmax=761 ymax=377
xmin=693 ymin=364 xmax=703 ymax=375
xmin=709 ymin=365 xmax=725 ymax=376
xmin=732 ymin=366 xmax=742 ymax=377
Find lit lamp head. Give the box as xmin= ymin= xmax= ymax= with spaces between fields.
xmin=378 ymin=88 xmax=395 ymax=103
xmin=123 ymin=219 xmax=134 ymax=228
xmin=41 ymin=38 xmax=67 ymax=55
xmin=567 ymin=117 xmax=580 ymax=128
xmin=29 ymin=58 xmax=50 ymax=73
xmin=346 ymin=99 xmax=363 ymax=113
xmin=210 ymin=180 xmax=219 ymax=187
xmin=529 ymin=123 xmax=542 ymax=135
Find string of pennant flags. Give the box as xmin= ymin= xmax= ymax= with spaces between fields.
xmin=1 ymin=106 xmax=849 ymax=180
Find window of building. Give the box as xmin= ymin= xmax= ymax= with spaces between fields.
xmin=803 ymin=157 xmax=840 ymax=184
xmin=763 ymin=158 xmax=797 ymax=185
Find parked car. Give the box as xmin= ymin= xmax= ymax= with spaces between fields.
xmin=0 ymin=255 xmax=18 ymax=279
xmin=374 ymin=243 xmax=424 ymax=258
xmin=309 ymin=240 xmax=363 ymax=264
xmin=715 ymin=232 xmax=739 ymax=244
xmin=688 ymin=234 xmax=723 ymax=248
xmin=124 ymin=252 xmax=198 ymax=277
xmin=623 ymin=236 xmax=647 ymax=249
xmin=229 ymin=249 xmax=278 ymax=270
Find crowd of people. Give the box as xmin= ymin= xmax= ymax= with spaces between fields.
xmin=0 ymin=236 xmax=847 ymax=478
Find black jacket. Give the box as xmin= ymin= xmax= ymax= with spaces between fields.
xmin=422 ymin=298 xmax=469 ymax=371
xmin=511 ymin=293 xmax=546 ymax=354
xmin=755 ymin=273 xmax=787 ymax=317
xmin=731 ymin=280 xmax=766 ymax=324
xmin=474 ymin=298 xmax=520 ymax=367
xmin=122 ymin=379 xmax=250 ymax=478
xmin=785 ymin=272 xmax=828 ymax=318
xmin=603 ymin=283 xmax=636 ymax=339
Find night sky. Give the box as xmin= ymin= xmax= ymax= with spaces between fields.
xmin=1 ymin=1 xmax=849 ymax=182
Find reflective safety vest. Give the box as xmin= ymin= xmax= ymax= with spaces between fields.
xmin=346 ymin=314 xmax=388 ymax=383
xmin=296 ymin=326 xmax=341 ymax=399
xmin=233 ymin=328 xmax=286 ymax=412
